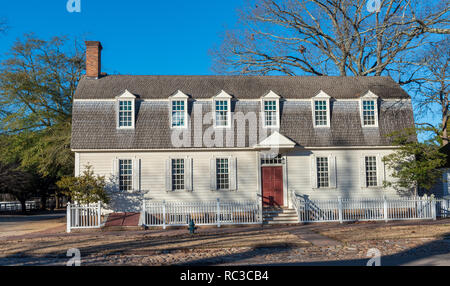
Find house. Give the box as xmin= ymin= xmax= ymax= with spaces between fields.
xmin=71 ymin=41 xmax=416 ymax=217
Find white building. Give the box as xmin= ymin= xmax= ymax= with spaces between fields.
xmin=72 ymin=41 xmax=416 ymax=216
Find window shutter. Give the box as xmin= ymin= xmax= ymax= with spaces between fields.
xmin=329 ymin=154 xmax=337 ymax=188
xmin=376 ymin=154 xmax=384 ymax=187
xmin=165 ymin=159 xmax=172 ymax=191
xmin=360 ymin=155 xmax=367 ymax=188
xmin=310 ymin=155 xmax=317 ymax=189
xmin=210 ymin=158 xmax=217 ymax=191
xmin=185 ymin=157 xmax=193 ymax=191
xmin=133 ymin=158 xmax=140 ymax=192
xmin=229 ymin=156 xmax=237 ymax=191
xmin=112 ymin=158 xmax=119 ymax=191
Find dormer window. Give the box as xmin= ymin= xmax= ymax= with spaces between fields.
xmin=119 ymin=101 xmax=133 ymax=127
xmin=116 ymin=89 xmax=136 ymax=129
xmin=360 ymin=91 xmax=379 ymax=127
xmin=261 ymin=90 xmax=280 ymax=128
xmin=171 ymin=100 xmax=186 ymax=127
xmin=170 ymin=90 xmax=189 ymax=129
xmin=213 ymin=90 xmax=232 ymax=128
xmin=312 ymin=90 xmax=331 ymax=128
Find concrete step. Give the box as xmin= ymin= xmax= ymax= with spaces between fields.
xmin=263 ymin=211 xmax=297 ymax=217
xmin=264 ymin=216 xmax=298 ymax=222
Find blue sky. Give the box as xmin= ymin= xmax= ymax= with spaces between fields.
xmin=0 ymin=0 xmax=241 ymax=75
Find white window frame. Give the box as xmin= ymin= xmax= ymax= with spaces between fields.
xmin=261 ymin=90 xmax=280 ymax=129
xmin=360 ymin=153 xmax=384 ymax=189
xmin=212 ymin=90 xmax=232 ymax=128
xmin=316 ymin=156 xmax=330 ymax=188
xmin=311 ymin=90 xmax=331 ymax=128
xmin=116 ymin=89 xmax=136 ymax=130
xmin=360 ymin=90 xmax=379 ymax=128
xmin=118 ymin=158 xmax=133 ymax=191
xmin=169 ymin=90 xmax=189 ymax=129
xmin=171 ymin=158 xmax=186 ymax=191
xmin=365 ymin=155 xmax=378 ymax=187
xmin=215 ymin=157 xmax=230 ymax=190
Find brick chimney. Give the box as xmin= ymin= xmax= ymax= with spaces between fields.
xmin=85 ymin=41 xmax=102 ymax=78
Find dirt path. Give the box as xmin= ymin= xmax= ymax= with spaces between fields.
xmin=0 ymin=214 xmax=66 ymax=238
xmin=0 ymin=219 xmax=448 ymax=266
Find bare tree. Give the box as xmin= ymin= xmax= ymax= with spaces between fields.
xmin=212 ymin=0 xmax=449 ymax=79
xmin=413 ymin=40 xmax=450 ymax=145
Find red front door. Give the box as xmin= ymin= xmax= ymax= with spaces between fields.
xmin=262 ymin=166 xmax=283 ymax=207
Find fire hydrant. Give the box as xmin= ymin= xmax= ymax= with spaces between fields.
xmin=188 ymin=219 xmax=197 ymax=234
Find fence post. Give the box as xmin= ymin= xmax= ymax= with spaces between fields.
xmin=431 ymin=198 xmax=437 ymax=220
xmin=338 ymin=196 xmax=343 ymax=224
xmin=97 ymin=201 xmax=101 ymax=227
xmin=217 ymin=198 xmax=221 ymax=228
xmin=141 ymin=199 xmax=146 ymax=226
xmin=66 ymin=202 xmax=71 ymax=233
xmin=383 ymin=195 xmax=388 ymax=222
xmin=162 ymin=200 xmax=166 ymax=230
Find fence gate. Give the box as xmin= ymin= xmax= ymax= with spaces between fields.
xmin=66 ymin=201 xmax=102 ymax=233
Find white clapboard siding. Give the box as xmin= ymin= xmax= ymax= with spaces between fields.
xmin=133 ymin=158 xmax=140 ymax=192
xmin=287 ymin=149 xmax=399 ymax=200
xmin=185 ymin=157 xmax=193 ymax=191
xmin=360 ymin=155 xmax=366 ymax=189
xmin=328 ymin=154 xmax=337 ymax=188
xmin=210 ymin=157 xmax=216 ymax=191
xmin=79 ymin=151 xmax=259 ymax=211
xmin=310 ymin=154 xmax=317 ymax=189
xmin=376 ymin=154 xmax=385 ymax=187
xmin=165 ymin=159 xmax=172 ymax=192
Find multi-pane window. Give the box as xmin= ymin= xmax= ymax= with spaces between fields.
xmin=216 ymin=158 xmax=229 ymax=190
xmin=314 ymin=100 xmax=328 ymax=126
xmin=119 ymin=159 xmax=132 ymax=191
xmin=171 ymin=158 xmax=185 ymax=190
xmin=215 ymin=100 xmax=229 ymax=127
xmin=261 ymin=154 xmax=284 ymax=165
xmin=362 ymin=100 xmax=376 ymax=126
xmin=119 ymin=100 xmax=133 ymax=127
xmin=316 ymin=157 xmax=329 ymax=188
xmin=171 ymin=100 xmax=185 ymax=127
xmin=365 ymin=156 xmax=377 ymax=187
xmin=264 ymin=100 xmax=278 ymax=127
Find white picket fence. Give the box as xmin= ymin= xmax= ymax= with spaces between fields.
xmin=290 ymin=193 xmax=438 ymax=223
xmin=66 ymin=201 xmax=102 ymax=233
xmin=142 ymin=199 xmax=262 ymax=228
xmin=0 ymin=201 xmax=38 ymax=212
xmin=437 ymin=199 xmax=450 ymax=218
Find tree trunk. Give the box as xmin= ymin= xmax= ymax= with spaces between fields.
xmin=20 ymin=199 xmax=27 ymax=215
xmin=40 ymin=195 xmax=47 ymax=211
xmin=55 ymin=193 xmax=60 ymax=209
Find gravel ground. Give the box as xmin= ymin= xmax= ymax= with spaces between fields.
xmin=0 ymin=218 xmax=449 ymax=266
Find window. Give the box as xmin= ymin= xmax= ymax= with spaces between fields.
xmin=316 ymin=157 xmax=329 ymax=188
xmin=119 ymin=100 xmax=133 ymax=127
xmin=264 ymin=100 xmax=278 ymax=127
xmin=171 ymin=100 xmax=186 ymax=127
xmin=171 ymin=158 xmax=185 ymax=190
xmin=215 ymin=100 xmax=229 ymax=127
xmin=362 ymin=100 xmax=376 ymax=126
xmin=216 ymin=158 xmax=229 ymax=190
xmin=119 ymin=159 xmax=132 ymax=191
xmin=314 ymin=100 xmax=328 ymax=126
xmin=365 ymin=156 xmax=377 ymax=187
xmin=261 ymin=153 xmax=284 ymax=165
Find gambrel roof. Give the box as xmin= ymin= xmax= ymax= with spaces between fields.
xmin=71 ymin=75 xmax=415 ymax=150
xmin=74 ymin=75 xmax=409 ymax=100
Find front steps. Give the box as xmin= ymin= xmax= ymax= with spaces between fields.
xmin=263 ymin=207 xmax=299 ymax=225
